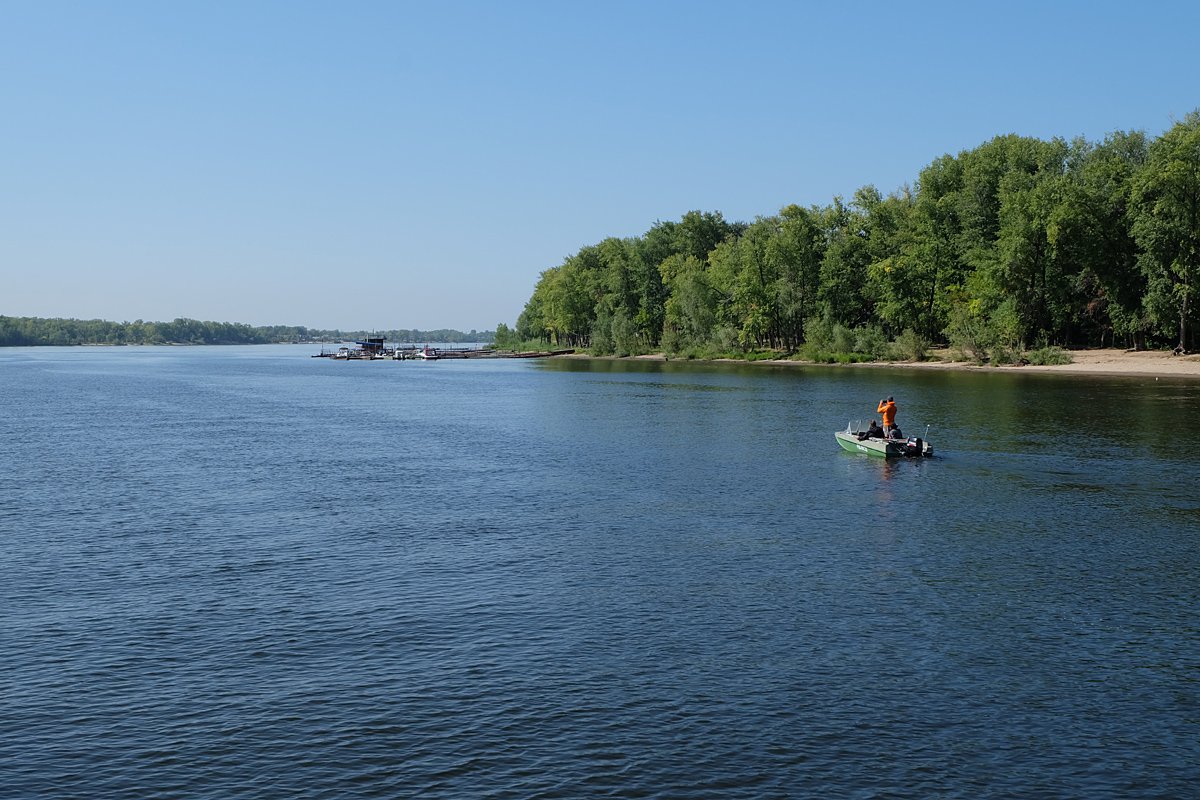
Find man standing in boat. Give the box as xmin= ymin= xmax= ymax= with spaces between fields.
xmin=877 ymin=396 xmax=897 ymax=437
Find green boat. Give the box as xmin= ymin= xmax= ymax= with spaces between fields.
xmin=835 ymin=425 xmax=932 ymax=458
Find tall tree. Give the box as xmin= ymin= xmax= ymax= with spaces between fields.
xmin=638 ymin=211 xmax=739 ymax=346
xmin=1132 ymin=112 xmax=1200 ymax=351
xmin=947 ymin=135 xmax=1071 ymax=347
xmin=708 ymin=220 xmax=778 ymax=348
xmin=817 ymin=197 xmax=873 ymax=327
xmin=865 ymin=186 xmax=932 ymax=337
xmin=516 ymin=272 xmax=552 ymax=342
xmin=767 ymin=204 xmax=826 ymax=346
xmin=660 ymin=253 xmax=718 ymax=349
xmin=993 ymin=151 xmax=1072 ymax=344
xmin=1053 ymin=132 xmax=1148 ymax=346
xmin=911 ymin=155 xmax=967 ymax=341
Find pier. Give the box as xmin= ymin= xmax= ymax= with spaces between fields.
xmin=313 ymin=342 xmax=574 ymax=360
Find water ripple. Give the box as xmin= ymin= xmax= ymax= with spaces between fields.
xmin=2 ymin=347 xmax=1198 ymax=798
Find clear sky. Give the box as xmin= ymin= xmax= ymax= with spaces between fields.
xmin=2 ymin=1 xmax=1197 ymax=331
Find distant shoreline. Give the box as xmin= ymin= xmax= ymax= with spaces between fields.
xmin=561 ymin=348 xmax=1200 ymax=380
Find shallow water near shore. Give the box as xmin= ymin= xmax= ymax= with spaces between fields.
xmin=3 ymin=345 xmax=1198 ymax=798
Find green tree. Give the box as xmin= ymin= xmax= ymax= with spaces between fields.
xmin=493 ymin=323 xmax=517 ymax=349
xmin=1053 ymin=132 xmax=1148 ymax=347
xmin=942 ymin=135 xmax=1071 ymax=348
xmin=708 ymin=219 xmax=779 ymax=348
xmin=994 ymin=154 xmax=1072 ymax=344
xmin=767 ymin=204 xmax=825 ymax=347
xmin=639 ymin=211 xmax=741 ymax=348
xmin=595 ymin=237 xmax=643 ymax=337
xmin=817 ymin=197 xmax=873 ymax=327
xmin=516 ymin=274 xmax=552 ymax=343
xmin=905 ymin=155 xmax=967 ymax=341
xmin=1132 ymin=111 xmax=1200 ymax=351
xmin=660 ymin=253 xmax=718 ymax=350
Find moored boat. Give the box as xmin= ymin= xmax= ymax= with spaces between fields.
xmin=835 ymin=424 xmax=932 ymax=458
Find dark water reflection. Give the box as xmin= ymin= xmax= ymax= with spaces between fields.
xmin=2 ymin=347 xmax=1197 ymax=798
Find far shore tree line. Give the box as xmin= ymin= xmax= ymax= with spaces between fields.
xmin=0 ymin=317 xmax=492 ymax=347
xmin=502 ymin=112 xmax=1200 ymax=362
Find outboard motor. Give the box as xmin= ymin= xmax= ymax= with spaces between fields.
xmin=905 ymin=437 xmax=923 ymax=457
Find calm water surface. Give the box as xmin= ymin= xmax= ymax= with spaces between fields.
xmin=2 ymin=345 xmax=1198 ymax=798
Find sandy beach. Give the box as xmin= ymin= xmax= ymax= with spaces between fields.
xmin=894 ymin=348 xmax=1200 ymax=378
xmin=601 ymin=348 xmax=1200 ymax=379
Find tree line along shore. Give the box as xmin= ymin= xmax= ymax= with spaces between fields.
xmin=502 ymin=112 xmax=1200 ymax=365
xmin=0 ymin=317 xmax=492 ymax=347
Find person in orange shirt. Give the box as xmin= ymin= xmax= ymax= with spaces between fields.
xmin=877 ymin=396 xmax=897 ymax=436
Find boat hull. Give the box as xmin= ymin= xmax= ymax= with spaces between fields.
xmin=835 ymin=430 xmax=931 ymax=458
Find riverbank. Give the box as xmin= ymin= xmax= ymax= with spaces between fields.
xmin=564 ymin=348 xmax=1200 ymax=379
xmin=932 ymin=348 xmax=1200 ymax=378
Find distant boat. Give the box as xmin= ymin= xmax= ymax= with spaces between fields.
xmin=414 ymin=345 xmax=439 ymax=361
xmin=315 ymin=338 xmax=396 ymax=360
xmin=835 ymin=424 xmax=932 ymax=458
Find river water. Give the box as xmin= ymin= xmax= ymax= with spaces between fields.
xmin=2 ymin=345 xmax=1197 ymax=798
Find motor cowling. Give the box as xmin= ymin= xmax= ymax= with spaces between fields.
xmin=905 ymin=437 xmax=923 ymax=457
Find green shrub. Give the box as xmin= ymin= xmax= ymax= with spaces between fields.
xmin=803 ymin=313 xmax=835 ymax=351
xmin=891 ymin=328 xmax=928 ymax=361
xmin=591 ymin=310 xmax=614 ymax=355
xmin=710 ymin=324 xmax=740 ymax=352
xmin=610 ymin=310 xmax=641 ymax=357
xmin=945 ymin=306 xmax=995 ymax=364
xmin=660 ymin=326 xmax=682 ymax=356
xmin=989 ymin=345 xmax=1021 ymax=365
xmin=1025 ymin=345 xmax=1073 ymax=365
xmin=853 ymin=325 xmax=889 ymax=360
xmin=831 ymin=323 xmax=855 ymax=354
xmin=794 ymin=345 xmax=871 ymax=364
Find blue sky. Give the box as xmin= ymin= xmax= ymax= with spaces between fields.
xmin=2 ymin=0 xmax=1197 ymax=331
